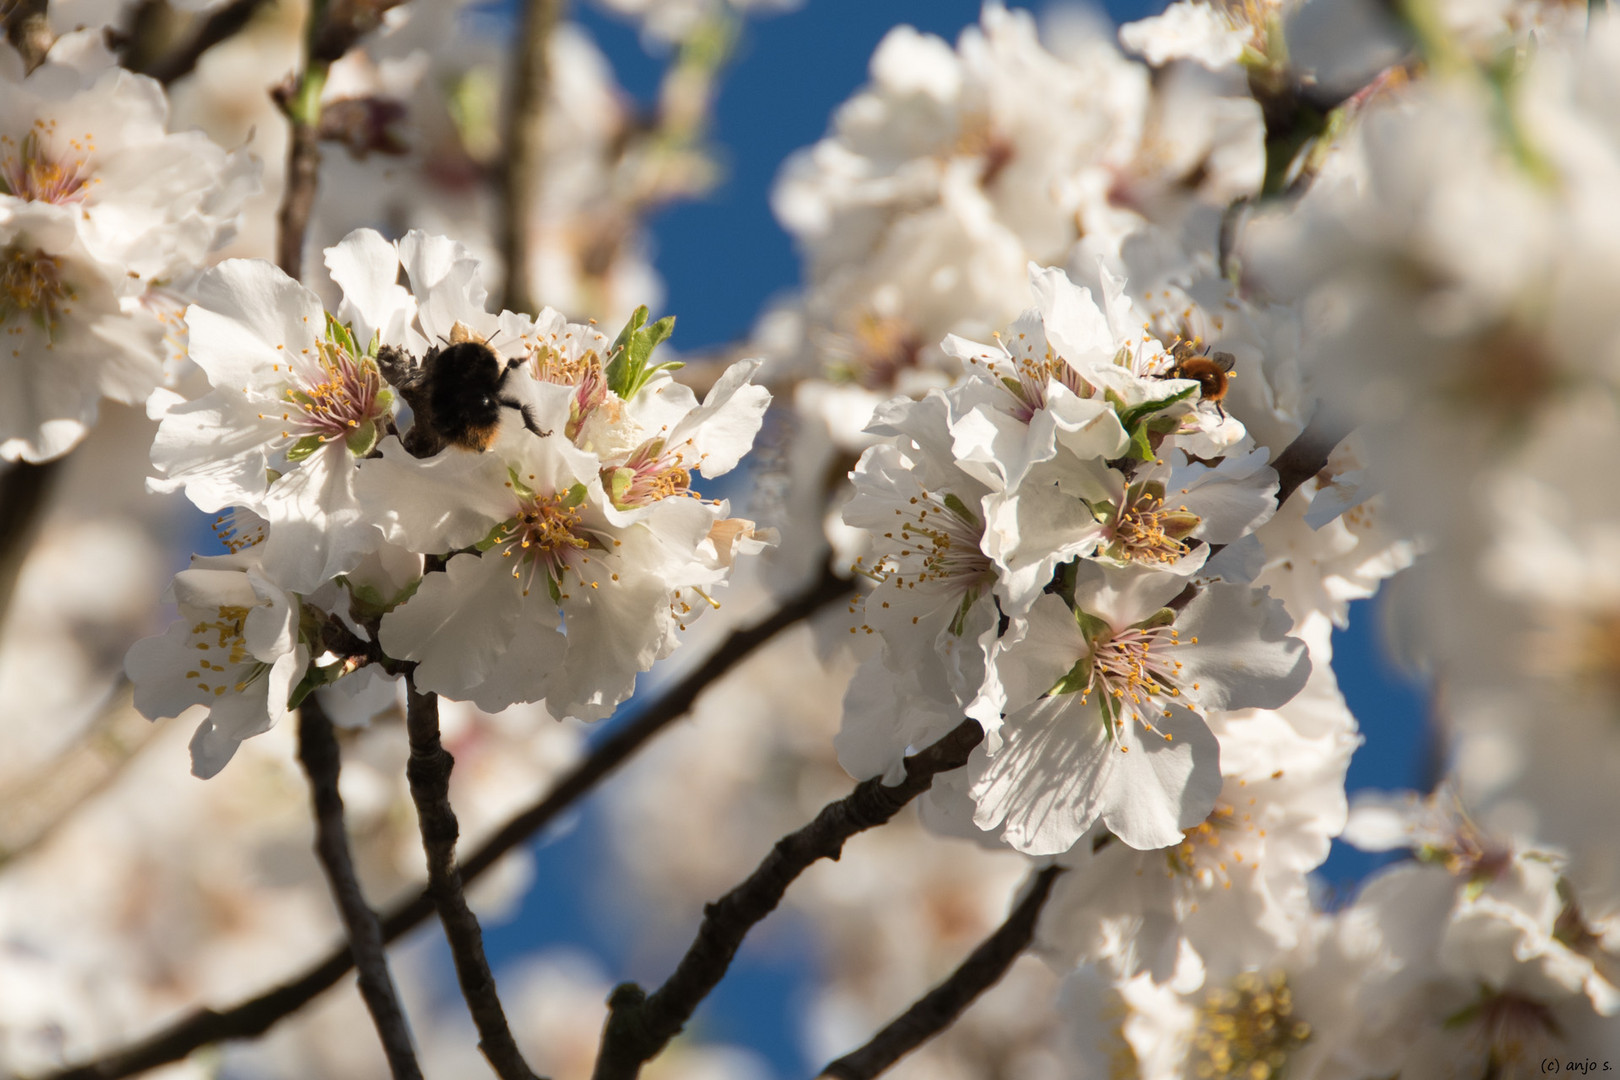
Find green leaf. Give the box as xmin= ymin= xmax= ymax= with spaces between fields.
xmin=942 ymin=492 xmax=979 ymax=527
xmin=1051 ymin=654 xmax=1092 ymax=697
xmin=1117 ymin=384 xmax=1197 ymax=433
xmin=1135 ymin=607 xmax=1178 ymax=632
xmin=605 ymin=466 xmax=634 ymax=508
xmin=605 ymin=305 xmax=679 ymax=400
xmin=475 ymin=518 xmax=515 ymax=552
xmin=345 ymin=420 xmax=378 ymax=457
xmin=343 ymin=574 xmax=419 ymax=618
xmin=1074 ymin=608 xmax=1111 ymax=645
xmin=285 ymin=435 xmax=325 ymax=463
xmin=560 ymin=482 xmax=589 ymax=509
xmin=289 ymin=660 xmax=345 ymax=708
xmin=947 ymin=587 xmax=980 ymax=638
xmin=324 ymin=312 xmax=357 ymax=358
xmin=506 ymin=466 xmax=537 ymax=501
xmin=1127 ymin=423 xmax=1153 ymax=462
xmin=1050 ymin=558 xmax=1079 ymax=606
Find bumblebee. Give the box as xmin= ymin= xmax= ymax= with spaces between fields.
xmin=378 ymin=322 xmax=550 ymax=457
xmin=1167 ymin=340 xmax=1236 ymax=413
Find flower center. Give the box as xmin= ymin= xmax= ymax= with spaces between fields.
xmin=494 ymin=485 xmax=591 ymax=598
xmin=0 ymin=125 xmax=95 ymax=205
xmin=185 ymin=604 xmax=265 ymax=697
xmin=268 ymin=336 xmax=386 ymax=442
xmin=971 ymin=331 xmax=1091 ymax=422
xmin=529 ymin=335 xmax=609 ymax=437
xmin=1104 ymin=481 xmax=1200 ymax=565
xmin=871 ymin=490 xmax=992 ymax=593
xmin=1192 ymin=971 xmax=1311 ymax=1080
xmin=1167 ymin=799 xmax=1245 ymax=885
xmin=1082 ymin=623 xmax=1190 ymax=723
xmin=0 ymin=244 xmax=73 ymax=339
xmin=823 ymin=313 xmax=922 ymax=390
xmin=607 ymin=439 xmax=696 ymax=508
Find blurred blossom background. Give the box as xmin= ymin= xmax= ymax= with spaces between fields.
xmin=0 ymin=0 xmax=1449 ymax=1077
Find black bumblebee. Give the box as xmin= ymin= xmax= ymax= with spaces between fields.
xmin=379 ymin=322 xmax=550 ymax=457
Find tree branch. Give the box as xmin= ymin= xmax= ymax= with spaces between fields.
xmin=32 ymin=562 xmax=851 ymax=1080
xmin=1271 ymin=408 xmax=1352 ymax=510
xmin=404 ymin=679 xmax=542 ymax=1080
xmin=275 ymin=83 xmax=324 ymax=280
xmin=0 ymin=459 xmax=61 ymax=646
xmin=818 ymin=866 xmax=1063 ymax=1080
xmin=2 ymin=0 xmax=51 ymax=69
xmin=498 ymin=0 xmax=566 ymax=313
xmin=134 ymin=0 xmax=272 ymax=85
xmin=272 ymin=0 xmax=407 ymax=279
xmin=590 ymin=717 xmax=986 ymax=1080
xmin=297 ymin=697 xmax=423 ymax=1080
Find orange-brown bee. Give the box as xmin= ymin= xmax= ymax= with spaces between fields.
xmin=1167 ymin=340 xmax=1236 ymax=413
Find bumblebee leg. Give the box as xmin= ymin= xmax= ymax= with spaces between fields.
xmin=502 ymin=396 xmax=552 ymax=439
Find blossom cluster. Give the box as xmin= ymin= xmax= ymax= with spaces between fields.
xmin=840 ymin=261 xmax=1308 ymax=854
xmin=127 ymin=228 xmax=770 ymax=776
xmin=0 ymin=31 xmax=255 ymax=463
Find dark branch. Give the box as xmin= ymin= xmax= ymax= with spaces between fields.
xmin=272 ymin=0 xmax=406 ymax=279
xmin=1271 ymin=408 xmax=1352 ymax=510
xmin=404 ymin=679 xmax=542 ymax=1080
xmin=135 ymin=0 xmax=271 ymax=85
xmin=3 ymin=0 xmax=50 ymax=69
xmin=498 ymin=0 xmax=566 ymax=312
xmin=308 ymin=0 xmax=406 ymax=64
xmin=275 ymin=98 xmax=323 ymax=280
xmin=32 ymin=562 xmax=850 ymax=1080
xmin=296 ymin=698 xmax=423 ymax=1080
xmin=819 ymin=866 xmax=1063 ymax=1080
xmin=590 ymin=717 xmax=986 ymax=1080
xmin=0 ymin=459 xmax=61 ymax=644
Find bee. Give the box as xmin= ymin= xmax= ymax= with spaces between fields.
xmin=1167 ymin=339 xmax=1236 ymax=415
xmin=378 ymin=322 xmax=551 ymax=457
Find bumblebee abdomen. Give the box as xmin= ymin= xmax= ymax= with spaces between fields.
xmin=427 ymin=341 xmax=506 ymax=450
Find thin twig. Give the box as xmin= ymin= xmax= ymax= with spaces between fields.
xmin=32 ymin=563 xmax=851 ymax=1080
xmin=818 ymin=866 xmax=1063 ymax=1080
xmin=297 ymin=697 xmax=424 ymax=1080
xmin=404 ymin=678 xmax=542 ymax=1080
xmin=499 ymin=0 xmax=566 ymax=312
xmin=590 ymin=717 xmax=986 ymax=1080
xmin=136 ymin=0 xmax=272 ymax=85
